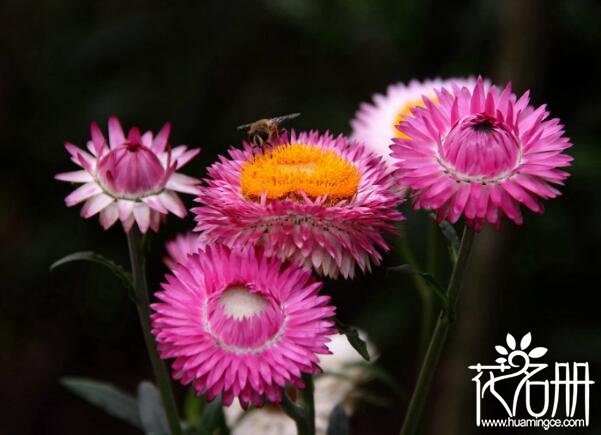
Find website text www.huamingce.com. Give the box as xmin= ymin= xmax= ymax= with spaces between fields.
xmin=480 ymin=418 xmax=586 ymax=430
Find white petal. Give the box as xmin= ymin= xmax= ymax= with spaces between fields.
xmin=65 ymin=182 xmax=102 ymax=206
xmin=117 ymin=199 xmax=135 ymax=221
xmin=55 ymin=170 xmax=94 ymax=183
xmin=99 ymin=202 xmax=119 ymax=229
xmin=133 ymin=204 xmax=151 ymax=233
xmin=158 ymin=191 xmax=186 ymax=218
xmin=142 ymin=196 xmax=168 ymax=213
xmin=81 ymin=194 xmax=114 ymax=218
xmin=165 ymin=173 xmax=200 ymax=195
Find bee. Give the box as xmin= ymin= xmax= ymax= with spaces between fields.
xmin=237 ymin=113 xmax=300 ymax=148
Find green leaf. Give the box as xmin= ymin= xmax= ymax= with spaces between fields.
xmin=51 ymin=251 xmax=134 ymax=298
xmin=184 ymin=387 xmax=206 ymax=430
xmin=388 ymin=264 xmax=450 ymax=313
xmin=334 ymin=318 xmax=370 ymax=361
xmin=198 ymin=396 xmax=224 ymax=435
xmin=432 ymin=216 xmax=459 ymax=263
xmin=326 ymin=404 xmax=349 ymax=435
xmin=137 ymin=381 xmax=170 ymax=435
xmin=61 ymin=377 xmax=142 ymax=429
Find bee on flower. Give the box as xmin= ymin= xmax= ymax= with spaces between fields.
xmin=193 ymin=130 xmax=404 ymax=279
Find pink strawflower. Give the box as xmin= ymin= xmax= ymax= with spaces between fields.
xmin=151 ymin=244 xmax=336 ymax=407
xmin=193 ymin=131 xmax=404 ymax=279
xmin=163 ymin=232 xmax=206 ymax=269
xmin=56 ymin=116 xmax=201 ymax=233
xmin=351 ymin=78 xmax=481 ymax=164
xmin=391 ymin=77 xmax=573 ymax=230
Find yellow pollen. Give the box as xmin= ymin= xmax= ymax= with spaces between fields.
xmin=240 ymin=143 xmax=360 ymax=202
xmin=393 ymin=95 xmax=439 ymax=139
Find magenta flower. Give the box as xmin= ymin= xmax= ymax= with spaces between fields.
xmin=391 ymin=78 xmax=573 ymax=230
xmin=56 ymin=116 xmax=201 ymax=232
xmin=193 ymin=131 xmax=404 ymax=279
xmin=163 ymin=232 xmax=206 ymax=269
xmin=151 ymin=244 xmax=335 ymax=407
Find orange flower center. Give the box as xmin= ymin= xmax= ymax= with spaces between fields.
xmin=240 ymin=143 xmax=360 ymax=202
xmin=393 ymin=96 xmax=439 ymax=139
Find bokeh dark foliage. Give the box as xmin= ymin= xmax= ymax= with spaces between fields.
xmin=1 ymin=0 xmax=600 ymax=434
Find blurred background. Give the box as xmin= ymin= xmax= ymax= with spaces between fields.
xmin=1 ymin=0 xmax=600 ymax=434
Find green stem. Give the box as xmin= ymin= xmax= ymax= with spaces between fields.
xmin=280 ymin=393 xmax=309 ymax=435
xmin=280 ymin=375 xmax=316 ymax=435
xmin=397 ymin=237 xmax=434 ymax=360
xmin=127 ymin=227 xmax=182 ymax=435
xmin=300 ymin=374 xmax=315 ymax=435
xmin=399 ymin=226 xmax=476 ymax=435
xmin=426 ymin=218 xmax=439 ymax=275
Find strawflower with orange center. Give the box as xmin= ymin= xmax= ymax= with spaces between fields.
xmin=193 ymin=131 xmax=404 ymax=279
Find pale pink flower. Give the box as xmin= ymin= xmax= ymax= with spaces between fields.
xmin=151 ymin=244 xmax=335 ymax=407
xmin=56 ymin=116 xmax=200 ymax=233
xmin=193 ymin=131 xmax=404 ymax=279
xmin=163 ymin=232 xmax=206 ymax=269
xmin=351 ymin=78 xmax=481 ymax=164
xmin=391 ymin=78 xmax=573 ymax=230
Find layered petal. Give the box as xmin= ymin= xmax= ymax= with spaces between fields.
xmin=56 ymin=116 xmax=201 ymax=232
xmin=151 ymin=245 xmax=336 ymax=407
xmin=193 ymin=131 xmax=404 ymax=279
xmin=391 ymin=77 xmax=573 ymax=230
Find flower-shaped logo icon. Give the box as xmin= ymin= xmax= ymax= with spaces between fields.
xmin=494 ymin=332 xmax=548 ymax=365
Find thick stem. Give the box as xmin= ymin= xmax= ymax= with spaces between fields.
xmin=127 ymin=227 xmax=182 ymax=435
xmin=300 ymin=374 xmax=315 ymax=435
xmin=280 ymin=375 xmax=316 ymax=435
xmin=399 ymin=226 xmax=476 ymax=435
xmin=281 ymin=393 xmax=310 ymax=435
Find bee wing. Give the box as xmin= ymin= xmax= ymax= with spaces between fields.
xmin=236 ymin=122 xmax=254 ymax=130
xmin=269 ymin=113 xmax=301 ymax=125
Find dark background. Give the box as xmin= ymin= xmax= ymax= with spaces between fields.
xmin=1 ymin=0 xmax=600 ymax=434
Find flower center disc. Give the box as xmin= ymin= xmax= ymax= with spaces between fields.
xmin=240 ymin=143 xmax=360 ymax=202
xmin=393 ymin=96 xmax=438 ymax=139
xmin=219 ymin=286 xmax=267 ymax=320
xmin=208 ymin=285 xmax=284 ymax=350
xmin=439 ymin=114 xmax=521 ymax=182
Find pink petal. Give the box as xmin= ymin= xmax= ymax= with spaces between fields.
xmin=153 ymin=122 xmax=171 ymax=153
xmin=158 ymin=191 xmax=186 ymax=218
xmin=65 ymin=182 xmax=102 ymax=206
xmin=55 ymin=170 xmax=94 ymax=183
xmin=108 ymin=116 xmax=125 ymax=148
xmin=81 ymin=194 xmax=114 ymax=218
xmin=133 ymin=204 xmax=151 ymax=233
xmin=99 ymin=203 xmax=119 ymax=229
xmin=166 ymin=173 xmax=200 ymax=195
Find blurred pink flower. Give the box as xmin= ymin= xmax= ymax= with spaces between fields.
xmin=391 ymin=78 xmax=573 ymax=230
xmin=56 ymin=116 xmax=200 ymax=233
xmin=163 ymin=232 xmax=206 ymax=269
xmin=351 ymin=77 xmax=481 ymax=165
xmin=151 ymin=244 xmax=335 ymax=408
xmin=193 ymin=131 xmax=404 ymax=279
